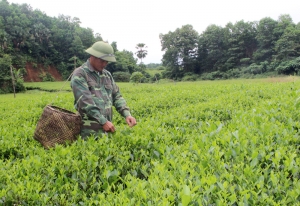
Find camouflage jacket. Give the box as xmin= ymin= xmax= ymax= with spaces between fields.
xmin=71 ymin=60 xmax=131 ymax=127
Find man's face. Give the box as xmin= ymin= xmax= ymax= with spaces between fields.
xmin=90 ymin=56 xmax=108 ymax=72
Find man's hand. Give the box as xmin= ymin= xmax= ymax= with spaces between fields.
xmin=102 ymin=121 xmax=116 ymax=133
xmin=126 ymin=116 xmax=137 ymax=127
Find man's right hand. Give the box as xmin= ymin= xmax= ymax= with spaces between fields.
xmin=102 ymin=121 xmax=116 ymax=133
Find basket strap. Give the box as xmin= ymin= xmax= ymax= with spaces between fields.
xmin=50 ymin=70 xmax=75 ymax=105
xmin=81 ymin=67 xmax=92 ymax=88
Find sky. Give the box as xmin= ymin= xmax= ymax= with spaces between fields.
xmin=7 ymin=0 xmax=300 ymax=64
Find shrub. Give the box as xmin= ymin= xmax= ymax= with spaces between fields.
xmin=113 ymin=72 xmax=131 ymax=82
xmin=141 ymin=71 xmax=151 ymax=78
xmin=15 ymin=78 xmax=26 ymax=92
xmin=141 ymin=77 xmax=150 ymax=83
xmin=130 ymin=72 xmax=144 ymax=84
xmin=200 ymin=71 xmax=228 ymax=80
xmin=240 ymin=58 xmax=251 ymax=64
xmin=39 ymin=73 xmax=55 ymax=82
xmin=182 ymin=74 xmax=198 ymax=81
xmin=276 ymin=57 xmax=300 ymax=75
xmin=152 ymin=73 xmax=162 ymax=82
xmin=226 ymin=68 xmax=241 ymax=78
xmin=247 ymin=63 xmax=262 ymax=75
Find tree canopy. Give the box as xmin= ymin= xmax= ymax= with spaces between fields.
xmin=0 ymin=0 xmax=139 ymax=92
xmin=135 ymin=43 xmax=148 ymax=64
xmin=160 ymin=24 xmax=199 ymax=79
xmin=160 ymin=15 xmax=300 ymax=80
xmin=1 ymin=0 xmax=300 ymax=88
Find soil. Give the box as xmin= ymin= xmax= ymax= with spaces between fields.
xmin=23 ymin=62 xmax=62 ymax=82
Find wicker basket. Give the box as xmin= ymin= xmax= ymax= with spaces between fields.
xmin=34 ymin=105 xmax=81 ymax=149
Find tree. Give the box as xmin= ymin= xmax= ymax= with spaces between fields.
xmin=253 ymin=17 xmax=278 ymax=63
xmin=0 ymin=0 xmax=109 ymax=86
xmin=51 ymin=15 xmax=77 ymax=63
xmin=224 ymin=20 xmax=257 ymax=70
xmin=111 ymin=41 xmax=118 ymax=52
xmin=0 ymin=53 xmax=25 ymax=93
xmin=69 ymin=35 xmax=85 ymax=59
xmin=275 ymin=26 xmax=300 ymax=61
xmin=274 ymin=15 xmax=299 ymax=61
xmin=135 ymin=43 xmax=148 ymax=63
xmin=0 ymin=16 xmax=6 ymax=53
xmin=274 ymin=14 xmax=295 ymax=39
xmin=76 ymin=27 xmax=95 ymax=49
xmin=0 ymin=54 xmax=12 ymax=93
xmin=199 ymin=24 xmax=228 ymax=73
xmin=276 ymin=57 xmax=300 ymax=75
xmin=160 ymin=24 xmax=199 ymax=79
xmin=94 ymin=33 xmax=103 ymax=41
xmin=105 ymin=49 xmax=138 ymax=74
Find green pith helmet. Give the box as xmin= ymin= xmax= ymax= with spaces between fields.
xmin=85 ymin=41 xmax=116 ymax=62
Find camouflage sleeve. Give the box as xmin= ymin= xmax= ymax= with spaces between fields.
xmin=110 ymin=76 xmax=132 ymax=118
xmin=71 ymin=69 xmax=107 ymax=125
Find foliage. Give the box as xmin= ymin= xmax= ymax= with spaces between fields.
xmin=182 ymin=73 xmax=198 ymax=81
xmin=106 ymin=49 xmax=138 ymax=75
xmin=0 ymin=1 xmax=95 ymax=78
xmin=111 ymin=41 xmax=118 ymax=52
xmin=130 ymin=72 xmax=144 ymax=84
xmin=276 ymin=57 xmax=300 ymax=75
xmin=39 ymin=72 xmax=55 ymax=82
xmin=14 ymin=77 xmax=26 ymax=92
xmin=160 ymin=24 xmax=199 ymax=79
xmin=160 ymin=15 xmax=300 ymax=79
xmin=0 ymin=54 xmax=12 ymax=91
xmin=156 ymin=65 xmax=166 ymax=70
xmin=112 ymin=71 xmax=131 ymax=82
xmin=146 ymin=63 xmax=161 ymax=69
xmin=56 ymin=62 xmax=69 ymax=80
xmin=13 ymin=68 xmax=26 ymax=92
xmin=1 ymin=79 xmax=300 ymax=204
xmin=0 ymin=1 xmax=135 ymax=87
xmin=0 ymin=53 xmax=26 ymax=93
xmin=151 ymin=73 xmax=161 ymax=82
xmin=135 ymin=43 xmax=148 ymax=64
xmin=2 ymin=0 xmax=300 ymax=84
xmin=136 ymin=62 xmax=146 ymax=72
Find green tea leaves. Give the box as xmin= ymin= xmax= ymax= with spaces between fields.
xmin=1 ymin=80 xmax=300 ymax=204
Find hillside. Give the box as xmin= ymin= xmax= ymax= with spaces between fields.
xmin=22 ymin=63 xmax=62 ymax=82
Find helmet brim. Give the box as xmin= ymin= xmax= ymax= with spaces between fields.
xmin=85 ymin=48 xmax=116 ymax=62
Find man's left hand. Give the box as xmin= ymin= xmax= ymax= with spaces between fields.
xmin=126 ymin=116 xmax=137 ymax=127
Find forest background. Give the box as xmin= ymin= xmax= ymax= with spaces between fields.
xmin=0 ymin=0 xmax=300 ymax=93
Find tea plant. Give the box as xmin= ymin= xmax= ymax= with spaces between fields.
xmin=1 ymin=78 xmax=300 ymax=205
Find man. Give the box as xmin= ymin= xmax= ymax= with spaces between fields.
xmin=71 ymin=41 xmax=136 ymax=139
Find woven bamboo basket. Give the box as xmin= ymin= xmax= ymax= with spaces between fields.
xmin=34 ymin=105 xmax=81 ymax=149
